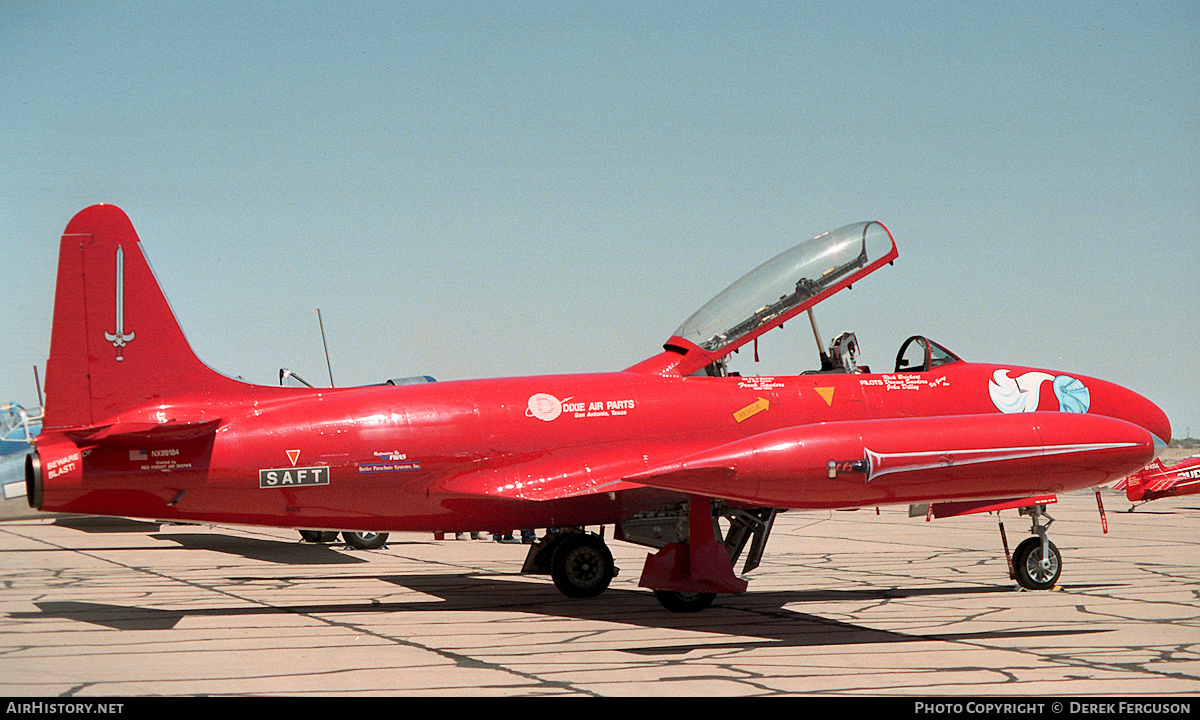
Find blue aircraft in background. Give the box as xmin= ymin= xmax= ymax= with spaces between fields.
xmin=1 ymin=403 xmax=41 ymax=517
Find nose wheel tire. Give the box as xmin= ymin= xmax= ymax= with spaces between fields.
xmin=550 ymin=533 xmax=615 ymax=598
xmin=1013 ymin=536 xmax=1061 ymax=590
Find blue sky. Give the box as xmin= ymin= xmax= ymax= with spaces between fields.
xmin=2 ymin=1 xmax=1197 ymax=436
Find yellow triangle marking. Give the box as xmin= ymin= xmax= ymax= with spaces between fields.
xmin=814 ymin=387 xmax=835 ymax=406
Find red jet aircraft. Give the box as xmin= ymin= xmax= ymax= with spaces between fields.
xmin=26 ymin=205 xmax=1171 ymax=611
xmin=1115 ymin=455 xmax=1200 ymax=507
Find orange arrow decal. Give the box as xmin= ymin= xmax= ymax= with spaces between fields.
xmin=814 ymin=387 xmax=835 ymax=406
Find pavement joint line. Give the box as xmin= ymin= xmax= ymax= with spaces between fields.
xmin=0 ymin=522 xmax=599 ymax=696
xmin=3 ymin=490 xmax=1200 ymax=695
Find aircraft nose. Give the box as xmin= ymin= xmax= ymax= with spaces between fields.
xmin=1092 ymin=379 xmax=1172 ymax=451
xmin=1142 ymin=400 xmax=1172 ymax=452
xmin=1128 ymin=391 xmax=1171 ymax=450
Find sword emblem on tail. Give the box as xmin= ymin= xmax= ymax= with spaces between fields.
xmin=104 ymin=246 xmax=134 ymax=360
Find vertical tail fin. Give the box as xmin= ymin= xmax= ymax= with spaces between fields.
xmin=1122 ymin=458 xmax=1165 ymax=502
xmin=43 ymin=205 xmax=238 ymax=430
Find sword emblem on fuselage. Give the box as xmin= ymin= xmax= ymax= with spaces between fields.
xmin=103 ymin=246 xmax=135 ymax=361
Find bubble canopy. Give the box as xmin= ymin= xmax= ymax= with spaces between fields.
xmin=672 ymin=221 xmax=897 ymax=356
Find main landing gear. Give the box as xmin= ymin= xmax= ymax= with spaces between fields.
xmin=299 ymin=530 xmax=390 ymax=550
xmin=1003 ymin=504 xmax=1061 ymax=591
xmin=521 ymin=497 xmax=776 ymax=612
xmin=521 ymin=529 xmax=616 ymax=599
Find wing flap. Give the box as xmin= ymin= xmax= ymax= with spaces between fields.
xmin=440 ymin=474 xmax=649 ymax=502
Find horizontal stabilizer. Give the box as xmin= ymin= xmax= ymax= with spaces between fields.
xmin=64 ymin=418 xmax=222 ymax=444
xmin=1145 ymin=477 xmax=1181 ymax=493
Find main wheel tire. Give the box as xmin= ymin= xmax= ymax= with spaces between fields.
xmin=653 ymin=590 xmax=717 ymax=613
xmin=299 ymin=530 xmax=339 ymax=543
xmin=342 ymin=531 xmax=389 ymax=550
xmin=550 ymin=533 xmax=614 ymax=598
xmin=1013 ymin=536 xmax=1061 ymax=590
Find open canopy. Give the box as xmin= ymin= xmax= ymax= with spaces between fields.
xmin=671 ymin=221 xmax=897 ymax=359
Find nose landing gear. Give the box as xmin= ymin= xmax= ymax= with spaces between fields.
xmin=1004 ymin=503 xmax=1061 ymax=591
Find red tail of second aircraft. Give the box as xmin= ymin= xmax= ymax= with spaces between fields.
xmin=43 ymin=204 xmax=241 ymax=431
xmin=1118 ymin=455 xmax=1200 ymax=503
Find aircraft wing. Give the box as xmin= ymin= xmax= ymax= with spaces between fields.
xmin=460 ymin=473 xmax=650 ymax=502
xmin=438 ymin=444 xmax=653 ymax=501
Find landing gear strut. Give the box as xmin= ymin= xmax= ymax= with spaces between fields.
xmin=636 ymin=496 xmax=772 ymax=611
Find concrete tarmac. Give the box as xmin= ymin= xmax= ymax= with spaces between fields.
xmin=1 ymin=488 xmax=1198 ymax=697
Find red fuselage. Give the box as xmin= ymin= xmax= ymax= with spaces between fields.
xmin=32 ymin=359 xmax=1168 ymax=534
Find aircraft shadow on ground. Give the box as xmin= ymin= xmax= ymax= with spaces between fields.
xmin=48 ymin=518 xmax=439 ymax=565
xmin=51 ymin=516 xmax=164 ymax=533
xmin=10 ymin=571 xmax=1112 ymax=653
xmin=148 ymin=532 xmax=376 ymax=565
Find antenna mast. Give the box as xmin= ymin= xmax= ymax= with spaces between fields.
xmin=33 ymin=365 xmax=44 ymax=407
xmin=318 ymin=309 xmax=335 ymax=388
